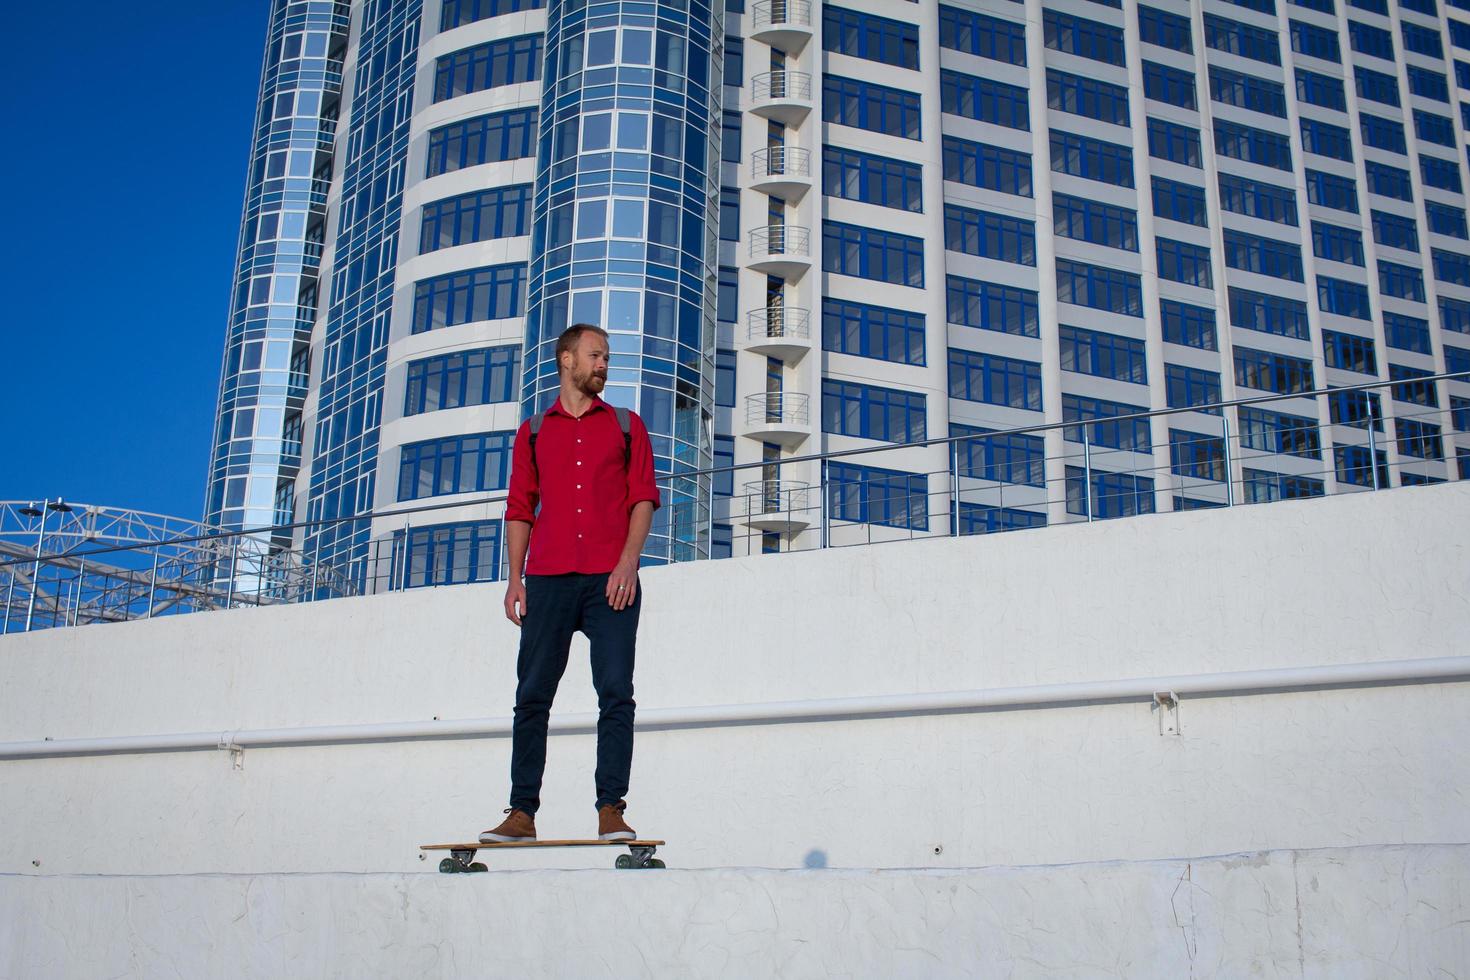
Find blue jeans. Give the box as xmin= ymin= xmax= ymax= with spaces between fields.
xmin=509 ymin=572 xmax=639 ymax=814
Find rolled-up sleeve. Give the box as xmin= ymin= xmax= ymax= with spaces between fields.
xmin=504 ymin=420 xmax=539 ymax=525
xmin=627 ymin=412 xmax=661 ymax=512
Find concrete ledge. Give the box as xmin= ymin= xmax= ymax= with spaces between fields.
xmin=3 ymin=844 xmax=1466 ymax=978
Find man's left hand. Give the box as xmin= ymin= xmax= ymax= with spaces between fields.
xmin=606 ymin=560 xmax=638 ymax=610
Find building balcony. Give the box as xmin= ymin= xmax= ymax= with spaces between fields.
xmin=739 ymin=480 xmax=815 ymax=531
xmin=750 ymin=70 xmax=813 ymax=126
xmin=749 ymin=146 xmax=812 ymax=201
xmin=748 ymin=225 xmax=812 ymax=279
xmin=749 ymin=0 xmax=814 ymax=53
xmin=742 ymin=306 xmax=813 ymax=362
xmin=741 ymin=392 xmax=812 ymax=447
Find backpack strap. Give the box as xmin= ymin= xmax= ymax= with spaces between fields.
xmin=527 ymin=406 xmax=632 ymax=476
xmin=527 ymin=409 xmax=550 ymax=480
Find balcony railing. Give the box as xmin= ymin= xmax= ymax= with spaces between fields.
xmin=746 ymin=306 xmax=812 ymax=341
xmin=752 ymin=0 xmax=813 ymax=32
xmin=752 ymin=70 xmax=813 ymax=103
xmin=751 ymin=146 xmax=812 ymax=181
xmin=743 ymin=479 xmax=813 ymax=516
xmin=749 ymin=225 xmax=811 ymax=259
xmin=745 ymin=391 xmax=811 ymax=427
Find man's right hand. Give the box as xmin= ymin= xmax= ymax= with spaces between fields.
xmin=504 ymin=579 xmax=527 ymax=626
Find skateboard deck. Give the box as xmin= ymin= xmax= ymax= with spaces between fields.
xmin=421 ymin=839 xmax=667 ymax=872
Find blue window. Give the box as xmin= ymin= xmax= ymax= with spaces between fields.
xmin=1295 ymin=68 xmax=1347 ymax=110
xmin=1067 ymin=467 xmax=1156 ymax=518
xmin=1454 ymin=19 xmax=1470 ymax=49
xmin=1385 ymin=312 xmax=1432 ymax=352
xmin=1152 ymin=176 xmax=1209 ymax=226
xmin=1230 ymin=0 xmax=1277 ymax=12
xmin=823 ymin=298 xmax=927 ymax=365
xmin=1379 ymin=261 xmax=1426 ymax=300
xmin=1427 ymin=201 xmax=1469 ymax=238
xmin=1443 ymin=295 xmax=1470 ymax=332
xmin=944 ymin=205 xmax=1037 ymax=265
xmin=399 ymin=520 xmax=503 ymax=588
xmin=1225 ymin=229 xmax=1304 ymax=281
xmin=1336 ymin=445 xmax=1392 ymax=489
xmin=828 ymin=461 xmax=929 ymax=530
xmin=1328 ymin=387 xmax=1385 ymax=427
xmin=1372 ymin=210 xmax=1420 ymax=251
xmin=1391 ymin=363 xmax=1439 ymax=404
xmin=425 ymin=107 xmax=537 ymax=177
xmin=1165 ymin=364 xmax=1224 ymax=414
xmin=722 ymin=111 xmax=741 ymax=163
xmin=1300 ymin=118 xmax=1354 ymax=161
xmin=1056 ymin=259 xmax=1144 ymax=316
xmin=1205 ymin=14 xmax=1282 ymax=63
xmin=1230 ymin=286 xmax=1310 ymax=338
xmin=1350 ymin=21 xmax=1396 ymax=60
xmin=725 ymin=36 xmax=744 ymax=84
xmin=1170 ymin=429 xmax=1227 ymax=480
xmin=1312 ymin=220 xmax=1365 ymax=265
xmin=823 ymin=220 xmax=925 ymax=286
xmin=1293 ymin=0 xmax=1335 ymax=11
xmin=940 ymin=69 xmax=1030 ymax=130
xmin=946 ymin=275 xmax=1040 ymax=336
xmin=404 ymin=347 xmax=521 ymax=415
xmin=434 ymin=35 xmax=542 ymax=102
xmin=949 ymin=348 xmax=1044 ymax=409
xmin=1243 ymin=467 xmax=1325 ymax=501
xmin=1434 ymin=247 xmax=1470 ymax=284
xmin=1144 ymin=61 xmax=1198 ymax=109
xmin=1318 ymin=275 xmax=1373 ymax=318
xmin=713 ymin=437 xmax=734 ymax=498
xmin=823 ymin=379 xmax=927 ymax=442
xmin=1052 ymin=130 xmax=1137 ymax=185
xmin=719 ymin=187 xmax=739 ymax=242
xmin=1060 ymin=325 xmax=1148 ymax=382
xmin=1139 ymin=5 xmax=1194 ymax=52
xmin=1148 ymin=118 xmax=1202 ymax=167
xmin=1218 ymin=173 xmax=1298 ymax=225
xmin=823 ymin=75 xmax=922 ymax=139
xmin=1365 ymin=161 xmax=1414 ymax=201
xmin=824 ymin=146 xmax=923 ymax=211
xmin=1421 ymin=156 xmax=1463 ymax=192
xmin=1045 ymin=10 xmax=1126 ymax=65
xmin=1162 ymin=299 xmax=1218 ymax=349
xmin=1324 ymin=329 xmax=1380 ymax=372
xmin=942 ymin=137 xmax=1033 ymax=196
xmin=1402 ymin=0 xmax=1437 ymax=12
xmin=824 ymin=4 xmax=921 ymax=69
xmin=957 ymin=504 xmax=1048 ymax=534
xmin=1157 ymin=238 xmax=1215 ymax=288
xmin=412 ymin=264 xmax=527 ymax=333
xmin=1064 ymin=395 xmax=1152 ymax=451
xmin=1402 ymin=21 xmax=1444 ymax=57
xmin=1409 ymin=65 xmax=1451 ymax=101
xmin=952 ymin=424 xmax=1046 ymax=486
xmin=1215 ymin=119 xmax=1293 ymax=170
xmin=1292 ymin=19 xmax=1343 ymax=61
xmin=717 ymin=266 xmax=737 ymax=322
xmin=1054 ymin=193 xmax=1139 ymax=249
xmin=420 ymin=184 xmax=531 ymax=253
xmin=938 ymin=5 xmax=1028 ymax=65
xmin=1359 ymin=113 xmax=1407 ymax=154
xmin=1355 ymin=66 xmax=1401 ymax=107
xmin=1454 ymin=395 xmax=1470 ymax=431
xmin=398 ymin=431 xmax=515 ymax=500
xmin=1236 ymin=346 xmax=1316 ymax=393
xmin=1048 ymin=69 xmax=1130 ymax=125
xmin=441 ymin=0 xmax=544 ymax=31
xmin=1305 ymin=169 xmax=1359 ymax=213
xmin=715 ymin=348 xmax=735 ymax=407
xmin=1210 ymin=66 xmax=1288 ymax=116
xmin=1238 ymin=406 xmax=1322 ymax=457
xmin=1397 ymin=419 xmax=1445 ymax=459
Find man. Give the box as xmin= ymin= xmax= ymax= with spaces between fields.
xmin=480 ymin=323 xmax=660 ymax=844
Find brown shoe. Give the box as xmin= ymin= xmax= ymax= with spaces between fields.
xmin=598 ymin=800 xmax=636 ymax=841
xmin=480 ymin=808 xmax=536 ymax=843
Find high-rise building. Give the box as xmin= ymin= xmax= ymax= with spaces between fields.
xmin=209 ymin=0 xmax=1470 ymax=587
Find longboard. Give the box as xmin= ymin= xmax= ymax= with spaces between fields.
xmin=421 ymin=839 xmax=667 ymax=872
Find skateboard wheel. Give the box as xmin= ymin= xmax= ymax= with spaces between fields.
xmin=468 ymin=863 xmax=488 ymax=873
xmin=615 ymin=854 xmax=634 ymax=869
xmin=439 ymin=858 xmax=459 ymax=874
xmin=650 ymin=859 xmax=666 ymax=869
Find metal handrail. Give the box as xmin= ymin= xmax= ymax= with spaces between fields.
xmin=746 ymin=306 xmax=812 ymax=340
xmin=744 ymin=391 xmax=811 ymax=426
xmin=752 ymin=70 xmax=813 ymax=102
xmin=751 ymin=145 xmax=812 ymax=180
xmin=749 ymin=224 xmax=811 ymax=258
xmin=752 ymin=0 xmax=814 ymax=31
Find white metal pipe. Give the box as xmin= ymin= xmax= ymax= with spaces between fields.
xmin=2 ymin=655 xmax=1467 ymax=760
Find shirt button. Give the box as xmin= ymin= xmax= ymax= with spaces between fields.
xmin=576 ymin=484 xmax=582 ymax=489
xmin=577 ymin=508 xmax=583 ymax=513
xmin=576 ymin=460 xmax=582 ymax=466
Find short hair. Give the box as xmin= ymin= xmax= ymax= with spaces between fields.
xmin=555 ymin=323 xmax=609 ymax=371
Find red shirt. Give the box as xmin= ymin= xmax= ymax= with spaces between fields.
xmin=504 ymin=395 xmax=661 ymax=575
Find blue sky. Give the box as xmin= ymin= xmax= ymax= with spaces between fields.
xmin=0 ymin=4 xmax=270 ymax=519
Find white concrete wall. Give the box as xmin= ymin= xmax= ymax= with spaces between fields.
xmin=3 ymin=844 xmax=1466 ymax=978
xmin=1 ymin=484 xmax=1468 ymax=876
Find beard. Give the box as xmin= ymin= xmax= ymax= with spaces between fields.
xmin=574 ymin=367 xmax=607 ymax=395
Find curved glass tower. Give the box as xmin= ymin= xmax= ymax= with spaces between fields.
xmin=523 ymin=0 xmax=723 ymax=564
